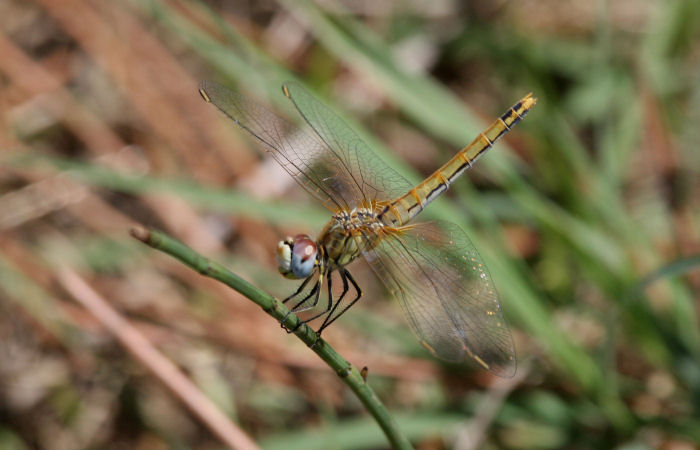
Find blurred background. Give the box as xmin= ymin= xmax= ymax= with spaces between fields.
xmin=1 ymin=0 xmax=699 ymax=449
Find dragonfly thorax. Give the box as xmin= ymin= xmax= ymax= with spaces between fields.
xmin=333 ymin=207 xmax=381 ymax=229
xmin=320 ymin=208 xmax=384 ymax=268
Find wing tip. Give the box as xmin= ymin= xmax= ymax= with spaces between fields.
xmin=490 ymin=357 xmax=517 ymax=378
xmin=198 ymin=88 xmax=211 ymax=103
xmin=198 ymin=80 xmax=218 ymax=103
xmin=469 ymin=345 xmax=518 ymax=378
xmin=281 ymin=83 xmax=291 ymax=99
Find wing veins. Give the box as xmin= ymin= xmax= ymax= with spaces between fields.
xmin=286 ymin=90 xmax=372 ymax=207
xmin=382 ymin=231 xmax=449 ymax=333
xmin=376 ymin=226 xmax=496 ymax=365
xmin=208 ymin=91 xmax=345 ymax=211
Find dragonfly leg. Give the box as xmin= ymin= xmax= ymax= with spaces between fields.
xmin=282 ymin=275 xmax=313 ymax=304
xmin=309 ymin=270 xmax=335 ymax=348
xmin=303 ymin=269 xmax=345 ymax=326
xmin=304 ymin=269 xmax=325 ymax=311
xmin=281 ymin=275 xmax=320 ymax=333
xmin=287 ymin=273 xmax=325 ymax=333
xmin=317 ymin=268 xmax=362 ymax=334
xmin=290 ymin=277 xmax=321 ymax=312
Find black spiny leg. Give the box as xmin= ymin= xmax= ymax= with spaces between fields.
xmin=303 ymin=269 xmax=345 ymax=325
xmin=289 ymin=275 xmax=322 ymax=313
xmin=281 ymin=274 xmax=319 ymax=332
xmin=287 ymin=272 xmax=325 ymax=333
xmin=306 ymin=269 xmax=337 ymax=348
xmin=317 ymin=268 xmax=362 ymax=334
xmin=282 ymin=275 xmax=313 ymax=304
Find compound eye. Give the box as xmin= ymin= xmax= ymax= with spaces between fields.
xmin=276 ymin=238 xmax=294 ymax=278
xmin=290 ymin=235 xmax=317 ymax=279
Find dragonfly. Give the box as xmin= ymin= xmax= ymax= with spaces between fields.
xmin=199 ymin=80 xmax=536 ymax=377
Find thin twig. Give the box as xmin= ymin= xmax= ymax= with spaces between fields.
xmin=58 ymin=268 xmax=260 ymax=450
xmin=130 ymin=226 xmax=413 ymax=450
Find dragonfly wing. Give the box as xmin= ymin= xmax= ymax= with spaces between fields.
xmin=359 ymin=221 xmax=516 ymax=377
xmin=283 ymin=82 xmax=412 ymax=205
xmin=201 ymin=80 xmax=366 ymax=211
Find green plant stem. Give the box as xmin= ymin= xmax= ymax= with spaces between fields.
xmin=130 ymin=226 xmax=413 ymax=450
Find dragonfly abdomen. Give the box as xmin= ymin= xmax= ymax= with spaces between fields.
xmin=380 ymin=93 xmax=537 ymax=226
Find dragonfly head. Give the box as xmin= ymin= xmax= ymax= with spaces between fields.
xmin=276 ymin=234 xmax=318 ymax=279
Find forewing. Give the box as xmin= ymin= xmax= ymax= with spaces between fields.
xmin=360 ymin=221 xmax=516 ymax=377
xmin=201 ymin=80 xmax=366 ymax=211
xmin=283 ymin=82 xmax=412 ymax=205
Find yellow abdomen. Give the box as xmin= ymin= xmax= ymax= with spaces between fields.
xmin=380 ymin=93 xmax=536 ymax=226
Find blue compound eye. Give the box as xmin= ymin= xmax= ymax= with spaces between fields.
xmin=290 ymin=235 xmax=317 ymax=279
xmin=276 ymin=235 xmax=317 ymax=279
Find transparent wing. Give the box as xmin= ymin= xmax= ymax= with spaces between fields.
xmin=201 ymin=80 xmax=351 ymax=211
xmin=282 ymin=82 xmax=412 ymax=205
xmin=200 ymin=80 xmax=412 ymax=211
xmin=359 ymin=221 xmax=516 ymax=377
